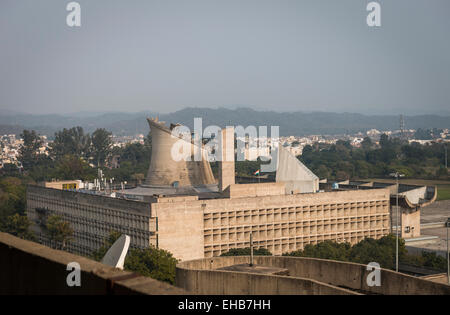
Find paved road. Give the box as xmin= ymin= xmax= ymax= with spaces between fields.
xmin=421 ymin=200 xmax=450 ymax=224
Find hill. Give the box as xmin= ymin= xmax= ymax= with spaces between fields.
xmin=0 ymin=108 xmax=448 ymax=137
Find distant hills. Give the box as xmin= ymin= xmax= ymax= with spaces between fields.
xmin=0 ymin=107 xmax=449 ymax=138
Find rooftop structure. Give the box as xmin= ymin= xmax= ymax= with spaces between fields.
xmin=143 ymin=117 xmax=215 ymax=188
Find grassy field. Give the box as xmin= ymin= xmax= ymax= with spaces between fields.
xmin=367 ymin=178 xmax=450 ymax=201
xmin=436 ymin=185 xmax=450 ymax=201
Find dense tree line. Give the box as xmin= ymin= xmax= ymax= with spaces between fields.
xmin=300 ymin=134 xmax=449 ymax=181
xmin=284 ymin=235 xmax=447 ymax=272
xmin=17 ymin=127 xmax=114 ymax=181
xmin=1 ymin=126 xmax=153 ymax=183
xmin=220 ymin=247 xmax=272 ymax=256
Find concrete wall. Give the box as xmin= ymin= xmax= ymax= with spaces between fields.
xmin=223 ymin=182 xmax=286 ymax=198
xmin=176 ymin=256 xmax=356 ymax=295
xmin=0 ymin=232 xmax=185 ymax=295
xmin=401 ymin=209 xmax=421 ymax=238
xmin=400 ymin=186 xmax=427 ymax=204
xmin=151 ymin=199 xmax=205 ymax=262
xmin=283 ymin=180 xmax=319 ymax=195
xmin=177 ymin=256 xmax=450 ymax=295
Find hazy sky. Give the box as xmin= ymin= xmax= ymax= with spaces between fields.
xmin=1 ymin=0 xmax=449 ymax=115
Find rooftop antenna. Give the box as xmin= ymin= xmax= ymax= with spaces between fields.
xmin=399 ymin=115 xmax=405 ymax=140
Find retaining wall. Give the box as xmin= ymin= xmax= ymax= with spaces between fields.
xmin=177 ymin=256 xmax=450 ymax=295
xmin=0 ymin=232 xmax=184 ymax=295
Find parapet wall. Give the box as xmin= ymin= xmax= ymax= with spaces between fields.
xmin=177 ymin=256 xmax=450 ymax=295
xmin=223 ymin=183 xmax=286 ymax=198
xmin=176 ymin=256 xmax=356 ymax=295
xmin=27 ymin=185 xmax=151 ymax=215
xmin=0 ymin=232 xmax=184 ymax=295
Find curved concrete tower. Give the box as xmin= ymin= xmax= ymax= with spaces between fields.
xmin=143 ymin=118 xmax=216 ymax=187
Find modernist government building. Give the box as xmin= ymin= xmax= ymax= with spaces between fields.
xmin=26 ymin=119 xmax=435 ymax=261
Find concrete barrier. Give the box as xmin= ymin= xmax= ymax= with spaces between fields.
xmin=0 ymin=232 xmax=185 ymax=295
xmin=177 ymin=256 xmax=450 ymax=295
xmin=176 ymin=256 xmax=357 ymax=295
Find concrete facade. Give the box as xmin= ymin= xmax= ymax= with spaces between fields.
xmin=27 ymin=185 xmax=156 ymax=256
xmin=27 ymin=184 xmax=390 ymax=261
xmin=152 ymin=185 xmax=390 ymax=260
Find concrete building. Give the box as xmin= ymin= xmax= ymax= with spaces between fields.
xmin=328 ymin=180 xmax=437 ymax=240
xmin=27 ymin=185 xmax=156 ymax=255
xmin=26 ymin=118 xmax=434 ymax=261
xmin=43 ymin=180 xmax=82 ymax=190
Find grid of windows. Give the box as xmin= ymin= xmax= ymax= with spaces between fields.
xmin=203 ymin=200 xmax=390 ymax=257
xmin=27 ymin=186 xmax=157 ymax=256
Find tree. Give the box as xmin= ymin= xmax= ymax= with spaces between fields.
xmin=125 ymin=247 xmax=178 ymax=284
xmin=379 ymin=133 xmax=390 ymax=149
xmin=283 ymin=235 xmax=407 ymax=270
xmin=414 ymin=128 xmax=432 ymax=140
xmin=361 ymin=137 xmax=373 ymax=150
xmin=0 ymin=163 xmax=20 ymax=177
xmin=220 ymin=247 xmax=272 ymax=256
xmin=49 ymin=127 xmax=90 ymax=160
xmin=284 ymin=240 xmax=350 ymax=262
xmin=349 ymin=235 xmax=406 ymax=269
xmin=0 ymin=177 xmax=27 ymax=219
xmin=18 ymin=130 xmax=43 ymax=171
xmin=1 ymin=214 xmax=35 ymax=240
xmin=91 ymin=128 xmax=112 ymax=167
xmin=52 ymin=154 xmax=96 ymax=180
xmin=436 ymin=166 xmax=448 ymax=179
xmin=45 ymin=215 xmax=73 ymax=250
xmin=91 ymin=230 xmax=122 ymax=261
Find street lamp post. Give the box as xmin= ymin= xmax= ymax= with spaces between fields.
xmin=445 ymin=145 xmax=448 ymax=169
xmin=396 ymin=174 xmax=399 ymax=273
xmin=447 ymin=218 xmax=450 ymax=285
xmin=390 ymin=172 xmax=404 ymax=273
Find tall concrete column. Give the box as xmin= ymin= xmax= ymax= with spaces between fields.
xmin=219 ymin=127 xmax=235 ymax=192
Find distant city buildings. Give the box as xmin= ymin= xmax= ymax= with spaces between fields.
xmin=2 ymin=126 xmax=449 ymax=169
